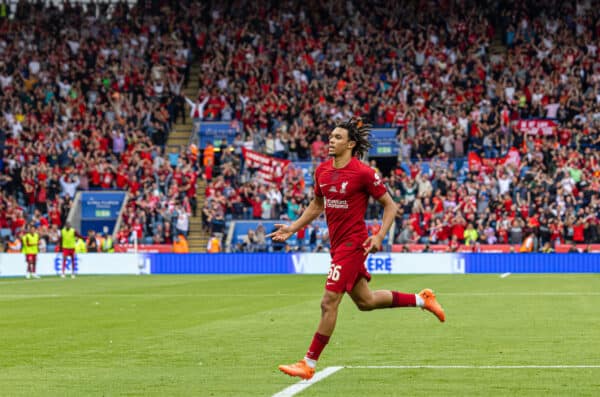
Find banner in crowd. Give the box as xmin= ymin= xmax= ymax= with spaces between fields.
xmin=392 ymin=243 xmax=600 ymax=253
xmin=198 ymin=121 xmax=242 ymax=148
xmin=369 ymin=129 xmax=399 ymax=157
xmin=242 ymin=148 xmax=290 ymax=183
xmin=392 ymin=244 xmax=520 ymax=253
xmin=115 ymin=244 xmax=173 ymax=253
xmin=468 ymin=147 xmax=520 ymax=173
xmin=516 ymin=119 xmax=557 ymax=136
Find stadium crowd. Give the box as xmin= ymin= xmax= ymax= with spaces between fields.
xmin=197 ymin=0 xmax=600 ymax=252
xmin=0 ymin=0 xmax=200 ymax=250
xmin=2 ymin=0 xmax=600 ymax=253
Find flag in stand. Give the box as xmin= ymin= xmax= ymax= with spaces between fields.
xmin=242 ymin=148 xmax=291 ymax=184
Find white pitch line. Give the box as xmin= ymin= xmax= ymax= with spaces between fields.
xmin=346 ymin=365 xmax=600 ymax=369
xmin=500 ymin=272 xmax=511 ymax=278
xmin=0 ymin=294 xmax=61 ymax=299
xmin=272 ymin=366 xmax=343 ymax=397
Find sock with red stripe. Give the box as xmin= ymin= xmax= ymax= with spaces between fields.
xmin=391 ymin=291 xmax=417 ymax=307
xmin=304 ymin=332 xmax=330 ymax=367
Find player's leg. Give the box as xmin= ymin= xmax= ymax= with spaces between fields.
xmin=70 ymin=253 xmax=76 ymax=278
xmin=349 ymin=277 xmax=417 ymax=309
xmin=32 ymin=255 xmax=40 ymax=278
xmin=307 ymin=289 xmax=343 ymax=363
xmin=61 ymin=251 xmax=67 ymax=277
xmin=315 ymin=289 xmax=344 ymax=335
xmin=278 ymin=289 xmax=344 ymax=379
xmin=349 ymin=278 xmax=445 ymax=322
xmin=25 ymin=256 xmax=31 ymax=279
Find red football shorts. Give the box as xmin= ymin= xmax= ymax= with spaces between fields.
xmin=324 ymin=248 xmax=372 ymax=293
xmin=62 ymin=248 xmax=75 ymax=257
xmin=25 ymin=254 xmax=37 ymax=264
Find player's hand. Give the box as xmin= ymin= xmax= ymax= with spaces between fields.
xmin=363 ymin=235 xmax=383 ymax=255
xmin=267 ymin=224 xmax=295 ymax=242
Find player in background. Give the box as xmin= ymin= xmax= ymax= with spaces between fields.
xmin=269 ymin=118 xmax=445 ymax=380
xmin=60 ymin=222 xmax=82 ymax=278
xmin=23 ymin=223 xmax=41 ymax=279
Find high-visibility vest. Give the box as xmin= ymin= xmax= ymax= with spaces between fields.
xmin=22 ymin=233 xmax=39 ymax=254
xmin=173 ymin=235 xmax=189 ymax=253
xmin=519 ymin=236 xmax=535 ymax=253
xmin=207 ymin=237 xmax=221 ymax=253
xmin=101 ymin=237 xmax=114 ymax=253
xmin=7 ymin=239 xmax=21 ymax=253
xmin=75 ymin=238 xmax=87 ymax=253
xmin=61 ymin=228 xmax=76 ymax=249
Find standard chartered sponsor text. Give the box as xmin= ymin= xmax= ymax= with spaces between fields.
xmin=325 ymin=199 xmax=349 ymax=209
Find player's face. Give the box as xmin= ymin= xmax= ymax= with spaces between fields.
xmin=328 ymin=127 xmax=354 ymax=157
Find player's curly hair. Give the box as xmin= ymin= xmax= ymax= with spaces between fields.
xmin=336 ymin=117 xmax=372 ymax=159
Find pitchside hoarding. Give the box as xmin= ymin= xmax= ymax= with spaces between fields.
xmin=0 ymin=253 xmax=144 ymax=277
xmin=3 ymin=253 xmax=599 ymax=278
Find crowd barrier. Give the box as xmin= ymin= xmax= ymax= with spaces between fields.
xmin=2 ymin=253 xmax=598 ymax=278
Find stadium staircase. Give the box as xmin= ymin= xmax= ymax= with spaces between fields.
xmin=165 ymin=62 xmax=210 ymax=252
xmin=489 ymin=16 xmax=508 ymax=58
xmin=188 ymin=179 xmax=209 ymax=253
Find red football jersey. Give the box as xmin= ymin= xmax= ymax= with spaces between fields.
xmin=314 ymin=157 xmax=387 ymax=253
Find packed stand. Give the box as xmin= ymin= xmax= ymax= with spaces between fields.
xmin=0 ymin=1 xmax=203 ymax=250
xmin=189 ymin=0 xmax=600 ymax=252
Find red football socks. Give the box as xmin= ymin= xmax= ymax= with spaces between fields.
xmin=391 ymin=291 xmax=416 ymax=307
xmin=305 ymin=332 xmax=330 ymax=361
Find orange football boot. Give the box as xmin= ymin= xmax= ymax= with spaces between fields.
xmin=278 ymin=359 xmax=315 ymax=380
xmin=418 ymin=288 xmax=446 ymax=322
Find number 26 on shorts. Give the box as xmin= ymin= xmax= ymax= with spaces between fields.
xmin=328 ymin=264 xmax=341 ymax=281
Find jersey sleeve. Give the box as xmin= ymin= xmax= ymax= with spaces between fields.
xmin=364 ymin=168 xmax=387 ymax=199
xmin=313 ymin=167 xmax=323 ymax=197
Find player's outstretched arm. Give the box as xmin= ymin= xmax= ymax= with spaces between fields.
xmin=267 ymin=196 xmax=324 ymax=242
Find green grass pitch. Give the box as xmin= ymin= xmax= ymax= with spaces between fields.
xmin=1 ymin=274 xmax=599 ymax=396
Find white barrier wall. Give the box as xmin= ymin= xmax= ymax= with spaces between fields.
xmin=291 ymin=253 xmax=465 ymax=274
xmin=0 ymin=253 xmax=143 ymax=277
xmin=1 ymin=252 xmax=467 ymax=277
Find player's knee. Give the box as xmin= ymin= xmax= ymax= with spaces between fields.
xmin=320 ymin=300 xmax=333 ymax=314
xmin=355 ymin=299 xmax=375 ymax=311
xmin=320 ymin=296 xmax=339 ymax=314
